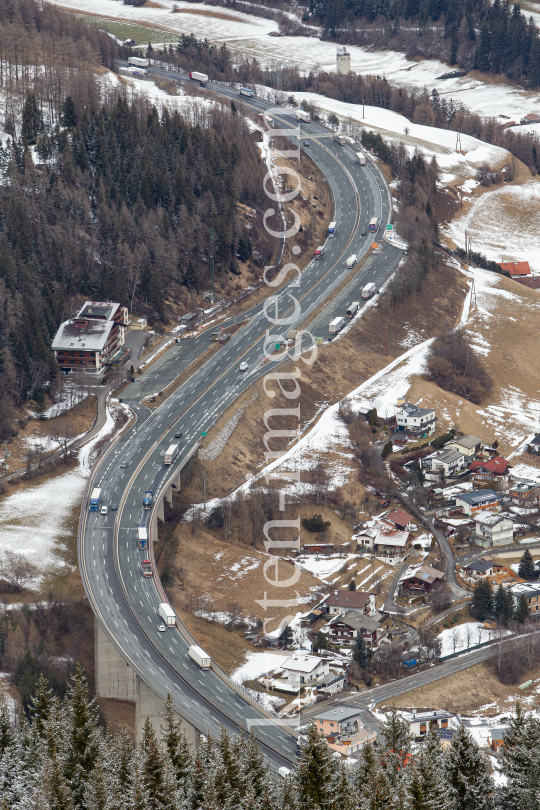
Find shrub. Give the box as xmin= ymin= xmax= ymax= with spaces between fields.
xmin=302 ymin=514 xmax=331 ymax=533
xmin=427 ymin=330 xmax=493 ymax=404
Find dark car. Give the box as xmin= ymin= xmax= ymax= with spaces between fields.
xmin=444 ymin=528 xmax=455 ymax=538
xmin=303 ymin=141 xmax=309 ymax=147
xmin=175 ymin=432 xmax=182 ymax=438
xmin=111 ymin=503 xmax=118 ymax=511
xmin=362 ymin=229 xmax=367 ymax=236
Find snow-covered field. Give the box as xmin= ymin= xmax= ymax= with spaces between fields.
xmin=446 ymin=179 xmax=540 ymax=272
xmin=50 ymin=0 xmax=540 ymax=122
xmin=295 ymin=553 xmax=360 ymax=581
xmin=437 ymin=621 xmax=502 ymax=657
xmin=0 ymin=398 xmax=130 ymax=584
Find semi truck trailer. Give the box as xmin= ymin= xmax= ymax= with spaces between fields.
xmin=128 ymin=57 xmax=149 ymax=67
xmin=296 ymin=110 xmax=310 ymax=122
xmin=89 ymin=489 xmax=102 ymax=511
xmin=164 ymin=444 xmax=179 ymax=465
xmin=189 ymin=71 xmax=208 ymax=85
xmin=188 ymin=645 xmax=211 ymax=669
xmin=362 ymin=283 xmax=377 ymax=299
xmin=329 ymin=317 xmax=346 ymax=335
xmin=158 ymin=603 xmax=176 ymax=627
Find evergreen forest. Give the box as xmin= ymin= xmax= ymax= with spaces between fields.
xmin=0 ymin=666 xmax=537 ymax=810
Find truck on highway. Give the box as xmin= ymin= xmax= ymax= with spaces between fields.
xmin=355 ymin=152 xmax=367 ymax=165
xmin=369 ymin=216 xmax=379 ymax=232
xmin=296 ymin=109 xmax=310 ymax=122
xmin=256 ymin=112 xmax=274 ymax=128
xmin=188 ymin=645 xmax=211 ymax=669
xmin=333 ymin=135 xmax=346 ymax=145
xmin=138 ymin=527 xmax=148 ymax=549
xmin=328 ymin=221 xmax=337 ymax=237
xmin=346 ymin=301 xmax=359 ymax=317
xmin=141 ymin=559 xmax=153 ymax=577
xmin=158 ymin=603 xmax=176 ymax=627
xmin=164 ymin=444 xmax=179 ymax=465
xmin=346 ymin=254 xmax=357 ymax=268
xmin=329 ymin=316 xmax=346 ymax=335
xmin=189 ymin=71 xmax=208 ymax=85
xmin=314 ymin=245 xmax=326 ymax=259
xmin=279 ymin=767 xmax=292 ymax=779
xmin=143 ymin=491 xmax=153 ymax=509
xmin=362 ymin=282 xmax=377 ymax=299
xmin=89 ymin=488 xmax=102 ymax=511
xmin=120 ymin=66 xmax=149 ymax=77
xmin=239 ymin=87 xmax=254 ymax=97
xmin=128 ymin=57 xmax=149 ymax=67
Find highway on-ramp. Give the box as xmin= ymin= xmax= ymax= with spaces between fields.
xmin=79 ymin=82 xmax=403 ymax=768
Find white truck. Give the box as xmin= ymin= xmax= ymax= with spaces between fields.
xmin=356 ymin=152 xmax=367 ymax=165
xmin=362 ymin=282 xmax=377 ymax=299
xmin=296 ymin=109 xmax=310 ymax=122
xmin=346 ymin=254 xmax=357 ymax=268
xmin=158 ymin=603 xmax=176 ymax=627
xmin=128 ymin=57 xmax=149 ymax=67
xmin=121 ymin=66 xmax=149 ymax=77
xmin=346 ymin=301 xmax=360 ymax=317
xmin=328 ymin=221 xmax=336 ymax=237
xmin=329 ymin=316 xmax=346 ymax=335
xmin=188 ymin=645 xmax=211 ymax=669
xmin=138 ymin=527 xmax=148 ymax=549
xmin=278 ymin=767 xmax=291 ymax=779
xmin=333 ymin=135 xmax=346 ymax=145
xmin=189 ymin=71 xmax=208 ymax=85
xmin=164 ymin=444 xmax=179 ymax=465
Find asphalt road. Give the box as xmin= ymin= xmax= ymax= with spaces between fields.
xmin=79 ymin=74 xmax=404 ymax=768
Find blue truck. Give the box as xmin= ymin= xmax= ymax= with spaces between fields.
xmin=89 ymin=488 xmax=102 ymax=511
xmin=143 ymin=491 xmax=153 ymax=509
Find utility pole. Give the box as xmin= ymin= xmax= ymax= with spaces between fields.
xmin=210 ymin=228 xmax=215 ymax=304
xmin=202 ymin=471 xmax=207 ymax=512
xmin=363 ymin=97 xmax=365 ymax=119
xmin=385 ymin=324 xmax=388 ymax=356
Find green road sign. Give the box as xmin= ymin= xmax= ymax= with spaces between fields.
xmin=386 ymin=224 xmax=393 ymax=231
xmin=276 ymin=343 xmax=280 ymax=350
xmin=201 ymin=431 xmax=207 ymax=437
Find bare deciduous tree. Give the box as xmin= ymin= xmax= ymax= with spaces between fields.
xmin=0 ymin=551 xmax=39 ymax=591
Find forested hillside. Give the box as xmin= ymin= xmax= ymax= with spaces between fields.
xmin=0 ymin=2 xmax=269 ymax=423
xmin=0 ymin=666 xmax=538 ymax=810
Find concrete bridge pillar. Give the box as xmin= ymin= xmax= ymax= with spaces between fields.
xmin=135 ymin=677 xmax=199 ymax=751
xmin=157 ymin=498 xmax=165 ymax=522
xmin=95 ymin=620 xmax=137 ymax=701
xmin=165 ymin=484 xmax=173 ymax=507
xmin=174 ymin=471 xmax=181 ymax=492
xmin=152 ymin=510 xmax=158 ymax=539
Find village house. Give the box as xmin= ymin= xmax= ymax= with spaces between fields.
xmin=401 ymin=564 xmax=446 ymax=593
xmin=395 ymin=401 xmax=436 ymax=438
xmin=326 ymin=590 xmax=376 ymax=617
xmin=454 ymin=489 xmax=500 ymax=516
xmin=446 ymin=434 xmax=483 ymax=459
xmin=520 ymin=113 xmax=540 ymax=125
xmin=325 ymin=611 xmax=383 ymax=646
xmin=462 ymin=560 xmax=495 ymax=579
xmin=499 ymin=260 xmax=532 ymax=278
xmin=471 ymin=511 xmax=513 ymax=548
xmin=314 ymin=707 xmax=377 ymax=754
xmin=421 ymin=447 xmax=466 ymax=481
xmin=469 ymin=456 xmax=510 ymax=484
xmin=356 ymin=520 xmax=413 ymax=562
xmin=52 ymin=301 xmax=128 ymax=374
xmin=527 ymin=433 xmax=540 ymax=455
xmin=509 ymin=482 xmax=540 ymax=506
xmin=400 ymin=710 xmax=457 ymax=738
xmin=510 ymin=582 xmax=540 ymax=616
xmin=385 ymin=508 xmax=416 ymax=531
xmin=280 ymin=654 xmax=330 ymax=686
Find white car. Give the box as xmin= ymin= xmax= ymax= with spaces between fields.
xmin=100 ymin=505 xmax=108 ymax=515
xmin=239 ymin=361 xmax=248 ymax=371
xmin=158 ymin=623 xmax=167 ymax=633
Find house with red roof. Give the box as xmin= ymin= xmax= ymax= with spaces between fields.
xmin=469 ymin=456 xmax=510 ymax=484
xmin=385 ymin=508 xmax=415 ymax=531
xmin=499 ymin=261 xmax=532 ymax=278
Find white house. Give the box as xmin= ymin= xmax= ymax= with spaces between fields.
xmin=454 ymin=489 xmax=500 ymax=516
xmin=472 ymin=511 xmax=513 ymax=548
xmin=326 ymin=590 xmax=376 ymax=617
xmin=446 ymin=434 xmax=482 ymax=458
xmin=281 ymin=655 xmax=330 ymax=685
xmin=400 ymin=710 xmax=457 ymax=738
xmin=395 ymin=402 xmax=436 ymax=438
xmin=421 ymin=448 xmax=466 ymax=481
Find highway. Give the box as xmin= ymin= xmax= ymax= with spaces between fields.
xmin=79 ymin=70 xmax=403 ymax=768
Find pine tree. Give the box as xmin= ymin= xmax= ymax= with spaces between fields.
xmin=515 ymin=593 xmax=530 ymax=624
xmin=518 ymin=549 xmax=536 ymax=580
xmin=294 ymin=721 xmax=335 ymax=810
xmin=331 ymin=762 xmax=357 ymax=810
xmin=381 ymin=706 xmax=413 ymax=767
xmin=355 ymin=742 xmax=392 ymax=810
xmin=241 ymin=731 xmax=270 ymax=801
xmin=61 ymin=96 xmax=78 ymax=129
xmin=62 ymin=664 xmax=101 ymax=808
xmin=445 ymin=724 xmax=493 ymax=810
xmin=348 ymin=580 xmax=356 ymax=591
xmin=21 ymin=94 xmax=43 ymax=145
xmin=470 ymin=579 xmax=493 ymax=621
xmin=160 ymin=693 xmax=192 ymax=791
xmin=0 ymin=692 xmax=13 ymax=757
xmin=281 ymin=625 xmax=293 ymax=649
xmin=406 ymin=725 xmax=449 ymax=810
xmin=353 ymin=634 xmax=371 ymax=669
xmin=140 ymin=716 xmax=176 ymax=810
xmin=493 ymin=584 xmax=514 ymax=625
xmin=497 ymin=702 xmax=540 ymax=810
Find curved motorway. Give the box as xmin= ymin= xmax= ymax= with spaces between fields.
xmin=79 ymin=82 xmax=402 ymax=767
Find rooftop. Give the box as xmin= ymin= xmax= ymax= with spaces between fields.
xmin=448 ymin=434 xmax=483 ymax=450
xmin=327 ymin=612 xmax=382 ymax=632
xmin=77 ymin=301 xmax=122 ymax=321
xmin=402 ymin=565 xmax=445 ymax=584
xmin=470 ymin=456 xmax=509 ymax=475
xmin=281 ymin=654 xmax=325 ymax=673
xmin=456 ymin=489 xmax=499 ymax=506
xmin=464 ymin=560 xmax=494 ymax=573
xmin=401 ymin=709 xmax=455 ymax=723
xmin=326 ymin=591 xmax=371 ymax=610
xmin=474 ymin=510 xmax=511 ymax=527
xmin=398 ymin=402 xmax=436 ymax=418
xmin=314 ymin=706 xmax=363 ymax=723
xmin=433 ymin=448 xmax=465 ymax=464
xmin=499 ymin=260 xmax=531 ymax=276
xmin=52 ymin=319 xmax=115 ymax=352
xmin=386 ymin=508 xmax=414 ymax=527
